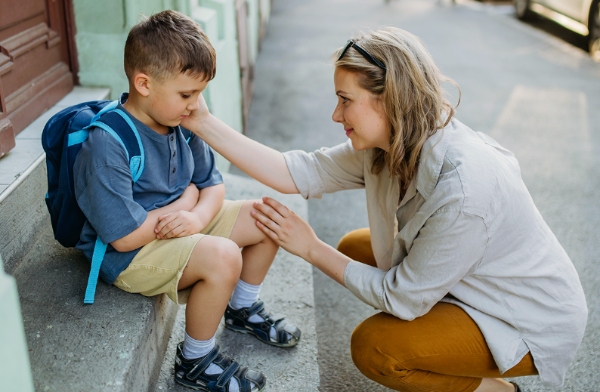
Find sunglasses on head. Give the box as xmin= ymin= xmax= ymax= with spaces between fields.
xmin=337 ymin=40 xmax=386 ymax=71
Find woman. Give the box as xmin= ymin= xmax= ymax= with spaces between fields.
xmin=183 ymin=27 xmax=587 ymax=392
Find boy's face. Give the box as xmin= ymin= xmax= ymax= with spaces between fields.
xmin=144 ymin=72 xmax=209 ymax=131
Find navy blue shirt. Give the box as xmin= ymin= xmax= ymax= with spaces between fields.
xmin=73 ymin=96 xmax=223 ymax=284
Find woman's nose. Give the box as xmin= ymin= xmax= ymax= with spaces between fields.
xmin=332 ymin=104 xmax=343 ymax=123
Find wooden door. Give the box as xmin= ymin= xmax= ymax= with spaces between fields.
xmin=0 ymin=0 xmax=75 ymax=157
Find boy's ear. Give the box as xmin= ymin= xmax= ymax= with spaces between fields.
xmin=131 ymin=72 xmax=151 ymax=97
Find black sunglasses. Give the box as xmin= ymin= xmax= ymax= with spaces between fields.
xmin=337 ymin=40 xmax=386 ymax=71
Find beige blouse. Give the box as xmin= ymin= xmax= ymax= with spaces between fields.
xmin=283 ymin=118 xmax=587 ymax=387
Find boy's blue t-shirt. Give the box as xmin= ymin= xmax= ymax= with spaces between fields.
xmin=73 ymin=94 xmax=223 ymax=284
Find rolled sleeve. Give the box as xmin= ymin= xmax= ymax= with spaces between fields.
xmin=344 ymin=210 xmax=488 ymax=320
xmin=283 ymin=140 xmax=365 ymax=199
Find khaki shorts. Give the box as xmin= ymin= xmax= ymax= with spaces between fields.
xmin=113 ymin=200 xmax=244 ymax=304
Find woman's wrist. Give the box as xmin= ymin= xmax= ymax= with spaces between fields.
xmin=304 ymin=239 xmax=328 ymax=265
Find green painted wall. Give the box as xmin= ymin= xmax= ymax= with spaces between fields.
xmin=0 ymin=256 xmax=34 ymax=392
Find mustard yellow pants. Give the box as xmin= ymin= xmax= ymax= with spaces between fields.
xmin=338 ymin=228 xmax=538 ymax=392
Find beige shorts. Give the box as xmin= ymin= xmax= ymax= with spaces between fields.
xmin=113 ymin=200 xmax=244 ymax=304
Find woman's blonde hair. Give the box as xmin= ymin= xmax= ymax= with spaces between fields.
xmin=334 ymin=27 xmax=459 ymax=190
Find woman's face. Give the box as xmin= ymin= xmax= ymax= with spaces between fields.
xmin=332 ymin=68 xmax=391 ymax=152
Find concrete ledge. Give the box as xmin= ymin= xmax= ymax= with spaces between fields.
xmin=13 ymin=220 xmax=178 ymax=391
xmin=156 ymin=173 xmax=320 ymax=391
xmin=0 ymin=87 xmax=110 ymax=273
xmin=0 ymin=157 xmax=48 ymax=274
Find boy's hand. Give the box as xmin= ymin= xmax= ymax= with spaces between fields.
xmin=180 ymin=93 xmax=210 ymax=130
xmin=155 ymin=210 xmax=207 ymax=239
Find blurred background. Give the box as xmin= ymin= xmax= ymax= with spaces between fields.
xmin=0 ymin=0 xmax=598 ymax=391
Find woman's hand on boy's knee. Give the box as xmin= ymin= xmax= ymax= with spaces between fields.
xmin=155 ymin=210 xmax=205 ymax=239
xmin=251 ymin=197 xmax=318 ymax=260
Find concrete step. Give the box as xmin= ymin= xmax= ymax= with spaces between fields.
xmin=155 ymin=172 xmax=320 ymax=391
xmin=2 ymin=115 xmax=319 ymax=391
xmin=12 ymin=222 xmax=178 ymax=391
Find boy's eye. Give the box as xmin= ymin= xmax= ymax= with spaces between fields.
xmin=181 ymin=94 xmax=191 ymax=99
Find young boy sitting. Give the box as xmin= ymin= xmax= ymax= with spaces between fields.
xmin=73 ymin=10 xmax=300 ymax=392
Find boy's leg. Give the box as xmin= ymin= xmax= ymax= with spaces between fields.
xmin=113 ymin=233 xmax=266 ymax=390
xmin=176 ymin=235 xmax=266 ymax=391
xmin=223 ymin=200 xmax=301 ymax=347
xmin=228 ymin=200 xmax=279 ymax=285
xmin=178 ymin=235 xmax=243 ymax=339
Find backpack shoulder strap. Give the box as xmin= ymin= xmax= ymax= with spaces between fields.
xmin=180 ymin=126 xmax=195 ymax=144
xmin=81 ymin=107 xmax=144 ymax=305
xmin=88 ymin=109 xmax=146 ymax=182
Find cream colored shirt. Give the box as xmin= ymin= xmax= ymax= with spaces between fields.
xmin=283 ymin=118 xmax=587 ymax=387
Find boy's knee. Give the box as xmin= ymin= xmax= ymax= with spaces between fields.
xmin=209 ymin=237 xmax=243 ymax=279
xmin=190 ymin=237 xmax=242 ymax=282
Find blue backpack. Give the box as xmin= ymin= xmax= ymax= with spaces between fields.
xmin=42 ymin=100 xmax=145 ymax=304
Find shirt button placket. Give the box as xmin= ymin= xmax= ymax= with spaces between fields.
xmin=169 ymin=133 xmax=177 ymax=185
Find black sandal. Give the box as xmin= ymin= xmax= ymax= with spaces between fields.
xmin=224 ymin=300 xmax=301 ymax=348
xmin=174 ymin=342 xmax=266 ymax=391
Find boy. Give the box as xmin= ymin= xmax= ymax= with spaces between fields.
xmin=73 ymin=10 xmax=300 ymax=392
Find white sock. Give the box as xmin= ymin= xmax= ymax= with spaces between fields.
xmin=182 ymin=332 xmax=251 ymax=392
xmin=229 ymin=279 xmax=261 ymax=310
xmin=182 ymin=332 xmax=215 ymax=360
xmin=230 ymin=280 xmax=288 ymax=341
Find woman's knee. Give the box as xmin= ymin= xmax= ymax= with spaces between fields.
xmin=350 ymin=314 xmax=387 ymax=376
xmin=337 ymin=228 xmax=377 ymax=267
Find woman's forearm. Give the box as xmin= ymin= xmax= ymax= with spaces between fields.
xmin=305 ymin=240 xmax=351 ymax=286
xmin=192 ymin=114 xmax=299 ymax=194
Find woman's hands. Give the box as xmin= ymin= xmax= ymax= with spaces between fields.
xmin=252 ymin=197 xmax=351 ymax=285
xmin=251 ymin=197 xmax=320 ymax=260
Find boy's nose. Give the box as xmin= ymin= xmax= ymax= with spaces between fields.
xmin=188 ymin=98 xmax=199 ymax=111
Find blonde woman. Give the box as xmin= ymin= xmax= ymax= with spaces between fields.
xmin=182 ymin=27 xmax=587 ymax=392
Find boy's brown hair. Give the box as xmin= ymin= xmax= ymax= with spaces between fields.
xmin=124 ymin=10 xmax=216 ymax=82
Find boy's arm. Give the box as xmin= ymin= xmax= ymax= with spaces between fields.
xmin=154 ymin=183 xmax=225 ymax=240
xmin=111 ymin=184 xmax=199 ymax=252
